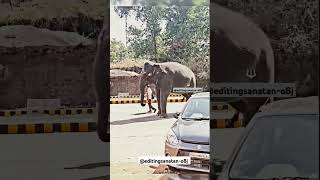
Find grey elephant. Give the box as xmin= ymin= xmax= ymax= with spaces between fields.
xmin=93 ymin=6 xmax=109 ymax=142
xmin=210 ymin=2 xmax=275 ymax=126
xmin=139 ymin=61 xmax=196 ymax=118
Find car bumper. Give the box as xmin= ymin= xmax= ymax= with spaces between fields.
xmin=165 ymin=141 xmax=210 ymax=173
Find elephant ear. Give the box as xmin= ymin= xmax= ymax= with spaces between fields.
xmin=143 ymin=62 xmax=154 ymax=73
xmin=153 ymin=64 xmax=167 ymax=74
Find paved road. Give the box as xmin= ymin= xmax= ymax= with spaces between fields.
xmin=109 ymin=103 xmax=245 ymax=179
xmin=0 ymin=101 xmax=245 ymax=180
xmin=0 ymin=103 xmax=184 ymax=180
xmin=110 ymin=103 xmax=186 ymax=180
xmin=0 ymin=133 xmax=108 ymax=180
xmin=0 ymin=110 xmax=105 ymax=180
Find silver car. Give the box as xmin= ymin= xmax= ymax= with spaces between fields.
xmin=218 ymin=96 xmax=319 ymax=180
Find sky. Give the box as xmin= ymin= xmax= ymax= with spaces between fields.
xmin=110 ymin=6 xmax=166 ymax=45
xmin=110 ymin=6 xmax=144 ymax=44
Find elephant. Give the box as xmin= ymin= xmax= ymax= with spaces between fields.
xmin=139 ymin=61 xmax=196 ymax=118
xmin=93 ymin=5 xmax=109 ymax=142
xmin=210 ymin=2 xmax=275 ymax=126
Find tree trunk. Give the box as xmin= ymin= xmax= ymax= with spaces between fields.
xmin=125 ymin=15 xmax=128 ymax=48
xmin=152 ymin=28 xmax=158 ymax=60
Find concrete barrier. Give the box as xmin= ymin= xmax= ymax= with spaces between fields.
xmin=0 ymin=122 xmax=97 ymax=134
xmin=0 ymin=102 xmax=237 ymax=117
xmin=110 ymin=94 xmax=183 ymax=99
xmin=0 ymin=108 xmax=95 ymax=117
xmin=110 ymin=98 xmax=186 ymax=104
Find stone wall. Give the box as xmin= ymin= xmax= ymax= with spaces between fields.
xmin=110 ymin=70 xmax=156 ymax=97
xmin=0 ymin=45 xmax=96 ymax=109
xmin=110 ymin=76 xmax=140 ymax=96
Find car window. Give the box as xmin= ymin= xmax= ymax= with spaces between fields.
xmin=181 ymin=98 xmax=209 ymax=119
xmin=229 ymin=114 xmax=319 ymax=179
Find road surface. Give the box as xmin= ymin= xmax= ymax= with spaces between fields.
xmin=0 ymin=132 xmax=108 ymax=180
xmin=110 ymin=103 xmax=245 ymax=179
xmin=110 ymin=102 xmax=186 ymax=180
xmin=0 ymin=101 xmax=245 ymax=180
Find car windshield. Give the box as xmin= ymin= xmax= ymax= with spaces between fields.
xmin=181 ymin=97 xmax=210 ymax=120
xmin=229 ymin=114 xmax=319 ymax=179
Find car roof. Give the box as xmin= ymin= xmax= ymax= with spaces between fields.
xmin=257 ymin=96 xmax=319 ymax=116
xmin=190 ymin=92 xmax=210 ymax=98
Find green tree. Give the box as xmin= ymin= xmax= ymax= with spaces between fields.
xmin=114 ymin=6 xmax=134 ymax=47
xmin=131 ymin=6 xmax=164 ymax=59
xmin=114 ymin=5 xmax=209 ymax=88
xmin=110 ymin=39 xmax=127 ymax=62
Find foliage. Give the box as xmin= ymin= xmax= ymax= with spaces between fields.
xmin=110 ymin=38 xmax=127 ymax=62
xmin=111 ymin=0 xmax=209 ymax=6
xmin=112 ymin=5 xmax=209 ymax=88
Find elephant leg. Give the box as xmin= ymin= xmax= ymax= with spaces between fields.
xmin=156 ymin=88 xmax=161 ymax=115
xmin=160 ymin=89 xmax=170 ymax=118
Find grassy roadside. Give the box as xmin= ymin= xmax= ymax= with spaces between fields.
xmin=111 ymin=58 xmax=148 ymax=72
xmin=0 ymin=0 xmax=106 ymax=38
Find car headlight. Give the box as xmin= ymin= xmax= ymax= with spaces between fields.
xmin=166 ymin=129 xmax=179 ymax=146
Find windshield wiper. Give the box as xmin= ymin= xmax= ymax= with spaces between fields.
xmin=263 ymin=177 xmax=318 ymax=180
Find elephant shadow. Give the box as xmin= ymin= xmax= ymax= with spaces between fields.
xmin=131 ymin=112 xmax=150 ymax=115
xmin=64 ymin=162 xmax=109 ymax=180
xmin=110 ymin=113 xmax=176 ymax=125
xmin=79 ymin=176 xmax=109 ymax=180
xmin=157 ymin=173 xmax=210 ymax=180
xmin=64 ymin=162 xmax=109 ymax=170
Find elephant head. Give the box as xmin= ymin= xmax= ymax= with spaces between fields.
xmin=142 ymin=62 xmax=166 ymax=74
xmin=210 ymin=3 xmax=275 ymax=125
xmin=139 ymin=62 xmax=167 ymax=106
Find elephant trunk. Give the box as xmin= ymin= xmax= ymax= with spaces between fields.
xmin=93 ymin=24 xmax=109 ymax=142
xmin=139 ymin=76 xmax=146 ymax=107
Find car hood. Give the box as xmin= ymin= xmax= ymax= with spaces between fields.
xmin=177 ymin=119 xmax=209 ymax=145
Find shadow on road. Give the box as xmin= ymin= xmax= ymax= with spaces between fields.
xmin=157 ymin=173 xmax=209 ymax=180
xmin=64 ymin=162 xmax=109 ymax=170
xmin=132 ymin=112 xmax=150 ymax=115
xmin=110 ymin=113 xmax=176 ymax=125
xmin=79 ymin=175 xmax=109 ymax=180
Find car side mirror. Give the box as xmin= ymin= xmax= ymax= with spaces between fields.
xmin=173 ymin=112 xmax=180 ymax=119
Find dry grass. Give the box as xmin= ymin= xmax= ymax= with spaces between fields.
xmin=0 ymin=0 xmax=106 ymax=23
xmin=111 ymin=58 xmax=148 ymax=70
